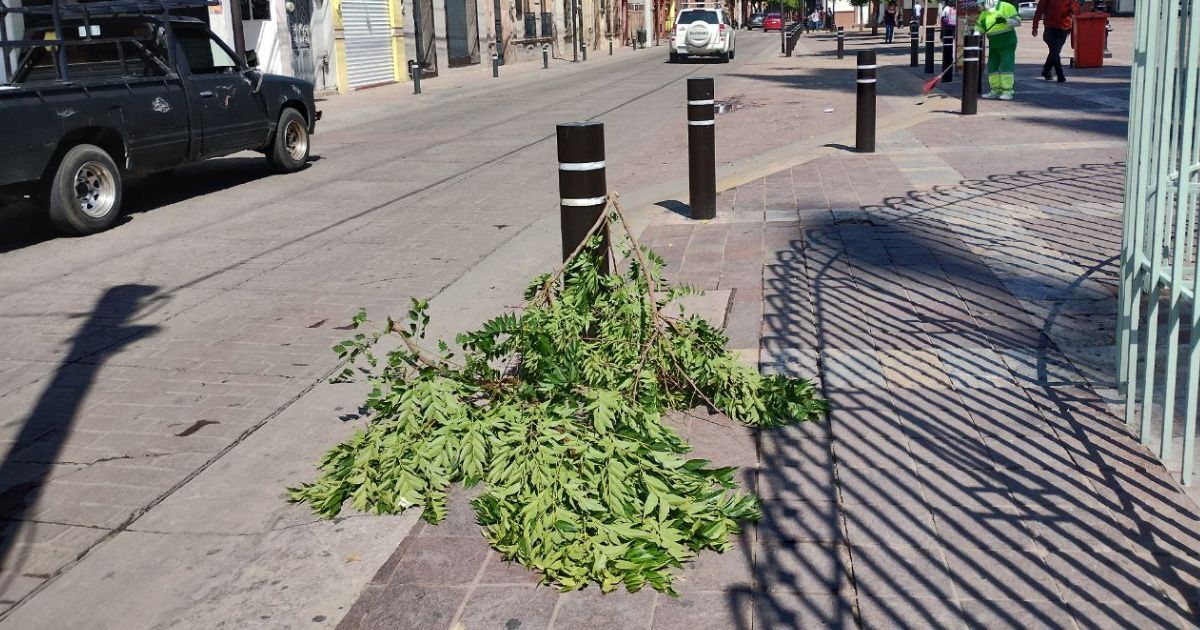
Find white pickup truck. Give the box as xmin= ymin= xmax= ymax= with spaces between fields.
xmin=669 ymin=8 xmax=736 ymax=63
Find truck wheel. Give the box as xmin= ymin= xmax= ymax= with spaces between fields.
xmin=266 ymin=107 xmax=309 ymax=173
xmin=46 ymin=144 xmax=123 ymax=235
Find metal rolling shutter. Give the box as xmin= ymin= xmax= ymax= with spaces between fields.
xmin=343 ymin=0 xmax=394 ymax=88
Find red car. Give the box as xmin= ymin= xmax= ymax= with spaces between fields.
xmin=763 ymin=13 xmax=783 ymax=31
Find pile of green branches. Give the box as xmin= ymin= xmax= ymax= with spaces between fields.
xmin=289 ymin=196 xmax=825 ymax=594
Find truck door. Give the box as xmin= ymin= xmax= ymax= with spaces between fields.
xmin=173 ymin=24 xmax=270 ymax=157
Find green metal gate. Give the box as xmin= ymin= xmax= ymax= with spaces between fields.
xmin=1117 ymin=0 xmax=1200 ymax=482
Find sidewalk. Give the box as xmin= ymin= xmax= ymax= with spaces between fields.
xmin=336 ymin=19 xmax=1200 ymax=630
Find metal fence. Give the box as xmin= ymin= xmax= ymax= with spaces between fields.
xmin=1117 ymin=0 xmax=1200 ymax=482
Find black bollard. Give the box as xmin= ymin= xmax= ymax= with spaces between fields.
xmin=492 ymin=54 xmax=499 ymax=77
xmin=855 ymin=50 xmax=876 ymax=153
xmin=556 ymin=122 xmax=609 ymax=273
xmin=837 ymin=26 xmax=844 ymax=59
xmin=686 ymin=77 xmax=717 ymax=221
xmin=961 ymin=34 xmax=980 ymax=115
xmin=909 ymin=23 xmax=919 ymax=67
xmin=941 ymin=31 xmax=954 ymax=83
xmin=924 ymin=26 xmax=935 ymax=73
xmin=543 ymin=44 xmax=550 ymax=69
xmin=582 ymin=42 xmax=587 ymax=61
xmin=609 ymin=39 xmax=613 ymax=55
xmin=409 ymin=59 xmax=421 ymax=94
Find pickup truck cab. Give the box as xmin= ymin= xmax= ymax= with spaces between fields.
xmin=669 ymin=8 xmax=736 ymax=63
xmin=0 ymin=3 xmax=318 ymax=235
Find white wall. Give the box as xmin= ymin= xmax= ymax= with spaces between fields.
xmin=309 ymin=0 xmax=336 ymax=89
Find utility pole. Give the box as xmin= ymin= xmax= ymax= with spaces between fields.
xmin=229 ymin=0 xmax=247 ymax=60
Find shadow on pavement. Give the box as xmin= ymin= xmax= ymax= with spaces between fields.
xmin=749 ymin=161 xmax=1199 ymax=628
xmin=0 ymin=155 xmax=308 ymax=254
xmin=0 ymin=285 xmax=160 ymax=603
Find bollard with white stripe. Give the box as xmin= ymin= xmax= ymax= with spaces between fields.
xmin=855 ymin=50 xmax=876 ymax=153
xmin=961 ymin=35 xmax=980 ymax=115
xmin=837 ymin=26 xmax=844 ymax=59
xmin=556 ymin=122 xmax=610 ymax=273
xmin=941 ymin=30 xmax=954 ymax=83
xmin=924 ymin=25 xmax=935 ymax=74
xmin=409 ymin=59 xmax=421 ymax=94
xmin=543 ymin=44 xmax=550 ymax=69
xmin=909 ymin=23 xmax=919 ymax=67
xmin=687 ymin=77 xmax=717 ymax=221
xmin=493 ymin=53 xmax=500 ymax=78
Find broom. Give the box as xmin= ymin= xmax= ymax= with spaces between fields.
xmin=922 ymin=49 xmax=967 ymax=94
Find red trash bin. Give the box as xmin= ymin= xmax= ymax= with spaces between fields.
xmin=1072 ymin=12 xmax=1108 ymax=68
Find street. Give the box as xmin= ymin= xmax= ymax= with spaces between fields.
xmin=6 ymin=18 xmax=1199 ymax=630
xmin=0 ymin=30 xmax=805 ymax=624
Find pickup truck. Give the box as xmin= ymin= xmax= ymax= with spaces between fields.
xmin=0 ymin=4 xmax=318 ymax=235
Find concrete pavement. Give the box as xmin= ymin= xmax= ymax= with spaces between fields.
xmin=4 ymin=16 xmax=1187 ymax=630
xmin=0 ymin=30 xmax=892 ymax=627
xmin=336 ymin=18 xmax=1200 ymax=630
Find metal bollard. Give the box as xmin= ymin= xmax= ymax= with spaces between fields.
xmin=837 ymin=26 xmax=844 ymax=59
xmin=924 ymin=26 xmax=935 ymax=74
xmin=941 ymin=31 xmax=954 ymax=83
xmin=909 ymin=23 xmax=918 ymax=67
xmin=609 ymin=39 xmax=613 ymax=55
xmin=686 ymin=77 xmax=717 ymax=221
xmin=492 ymin=54 xmax=499 ymax=77
xmin=582 ymin=42 xmax=587 ymax=61
xmin=409 ymin=59 xmax=421 ymax=94
xmin=543 ymin=44 xmax=550 ymax=69
xmin=961 ymin=34 xmax=980 ymax=115
xmin=855 ymin=50 xmax=876 ymax=153
xmin=556 ymin=122 xmax=610 ymax=273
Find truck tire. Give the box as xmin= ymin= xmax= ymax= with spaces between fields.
xmin=45 ymin=144 xmax=123 ymax=235
xmin=266 ymin=107 xmax=310 ymax=173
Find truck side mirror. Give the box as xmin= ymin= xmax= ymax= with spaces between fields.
xmin=245 ymin=50 xmax=259 ymax=68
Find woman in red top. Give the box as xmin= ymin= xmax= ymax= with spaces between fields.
xmin=1032 ymin=0 xmax=1079 ymax=82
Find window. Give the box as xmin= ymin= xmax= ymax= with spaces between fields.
xmin=15 ymin=21 xmax=169 ymax=83
xmin=175 ymin=26 xmax=240 ymax=75
xmin=677 ymin=10 xmax=720 ymax=23
xmin=240 ymin=0 xmax=271 ymax=21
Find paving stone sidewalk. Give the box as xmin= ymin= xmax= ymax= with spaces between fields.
xmin=337 ymin=18 xmax=1200 ymax=630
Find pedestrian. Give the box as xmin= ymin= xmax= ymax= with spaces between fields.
xmin=940 ymin=0 xmax=957 ymax=42
xmin=810 ymin=8 xmax=820 ymax=29
xmin=884 ymin=1 xmax=898 ymax=42
xmin=912 ymin=0 xmax=922 ymax=27
xmin=974 ymin=0 xmax=1021 ymax=99
xmin=1032 ymin=0 xmax=1078 ymax=82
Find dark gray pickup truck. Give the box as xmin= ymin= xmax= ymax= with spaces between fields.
xmin=0 ymin=0 xmax=319 ymax=234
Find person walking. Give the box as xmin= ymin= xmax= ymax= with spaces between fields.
xmin=1032 ymin=0 xmax=1078 ymax=82
xmin=975 ymin=0 xmax=1021 ymax=99
xmin=884 ymin=1 xmax=898 ymax=42
xmin=912 ymin=0 xmax=923 ymax=27
xmin=940 ymin=0 xmax=957 ymax=42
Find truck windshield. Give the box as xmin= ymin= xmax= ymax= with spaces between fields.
xmin=677 ymin=10 xmax=720 ymax=24
xmin=174 ymin=25 xmax=240 ymax=75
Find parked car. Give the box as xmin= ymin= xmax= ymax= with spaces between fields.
xmin=1018 ymin=1 xmax=1037 ymax=19
xmin=763 ymin=13 xmax=784 ymax=31
xmin=0 ymin=0 xmax=319 ymax=235
xmin=747 ymin=12 xmax=766 ymax=29
xmin=670 ymin=8 xmax=737 ymax=63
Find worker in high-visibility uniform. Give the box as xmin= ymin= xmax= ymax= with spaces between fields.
xmin=974 ymin=0 xmax=1022 ymax=100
